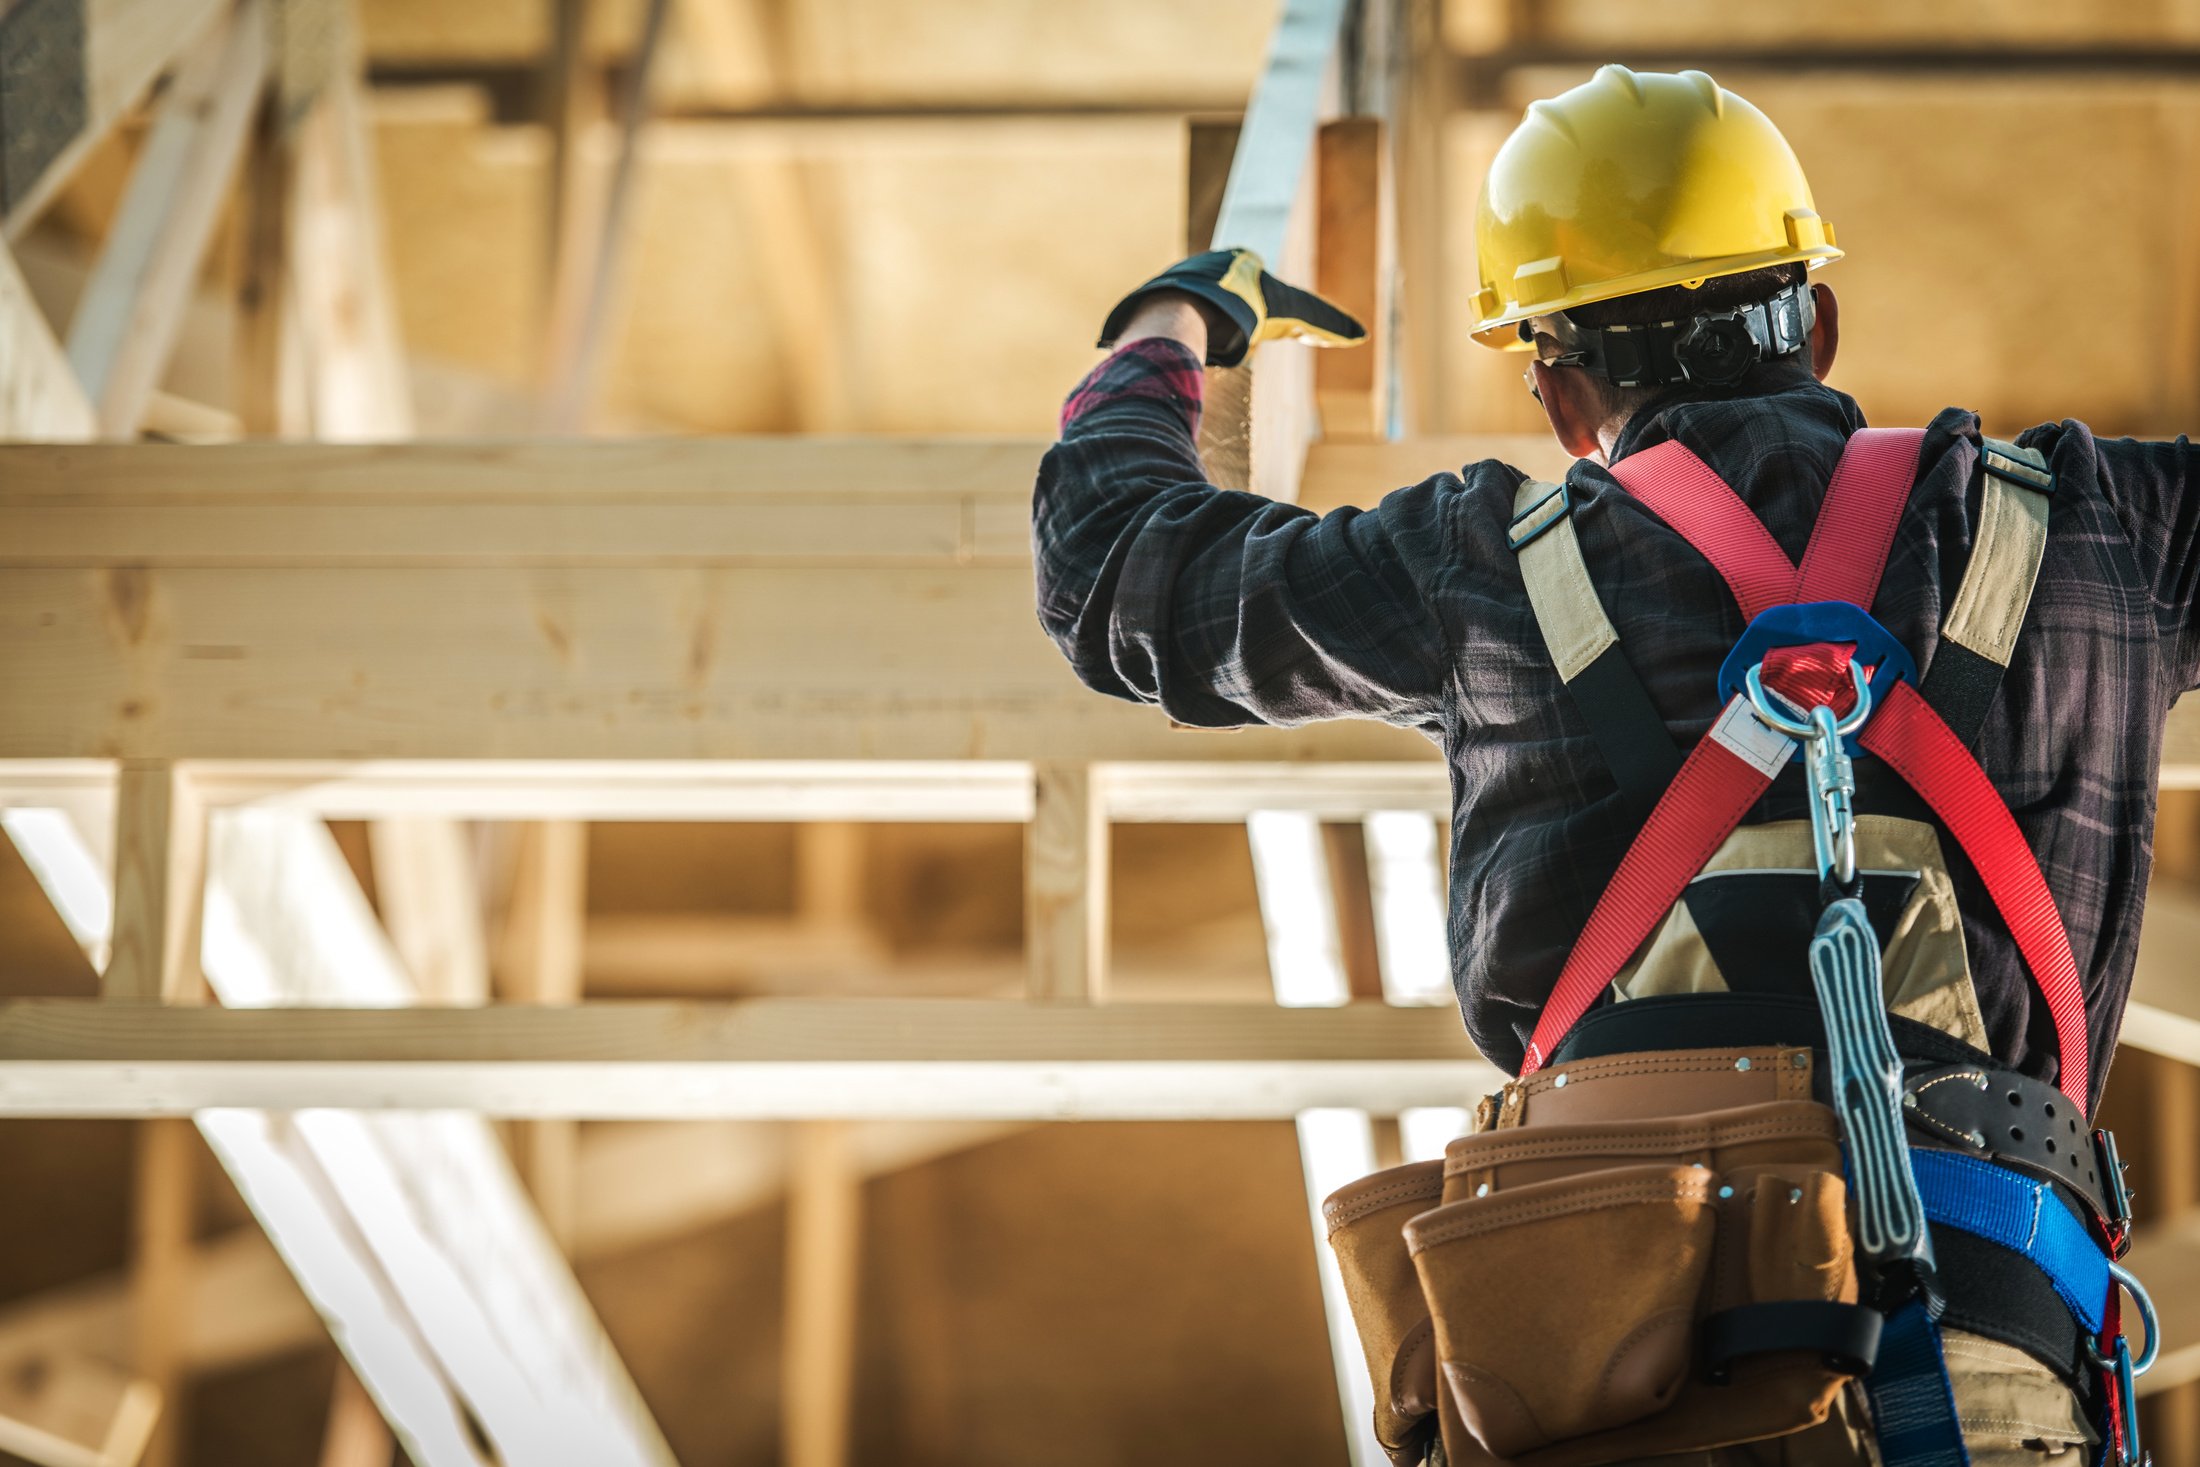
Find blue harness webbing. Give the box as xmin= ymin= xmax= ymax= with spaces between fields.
xmin=1858 ymin=1149 xmax=2117 ymax=1467
xmin=1911 ymin=1148 xmax=2110 ymax=1334
xmin=1864 ymin=1300 xmax=1969 ymax=1467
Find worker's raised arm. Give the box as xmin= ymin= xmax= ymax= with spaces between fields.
xmin=1032 ymin=251 xmax=1452 ymax=734
xmin=2057 ymin=424 xmax=2200 ymax=694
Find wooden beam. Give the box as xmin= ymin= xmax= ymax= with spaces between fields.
xmin=104 ymin=763 xmax=206 ymax=1003
xmin=0 ymin=998 xmax=1504 ymax=1117
xmin=65 ymin=0 xmax=267 ymax=437
xmin=781 ymin=1120 xmax=860 ymax=1467
xmin=1198 ymin=0 xmax=1347 ymax=502
xmin=12 ymin=802 xmax=673 ymax=1462
xmin=290 ymin=69 xmax=413 ymax=440
xmin=498 ymin=821 xmax=588 ymax=1246
xmin=192 ymin=1108 xmax=503 ymax=1467
xmin=1210 ymin=0 xmax=1348 ymax=265
xmin=128 ymin=1120 xmax=192 ymax=1467
xmin=201 ymin=811 xmax=674 ymax=1465
xmin=2 ymin=758 xmax=1455 ymax=823
xmin=1 ymin=0 xmax=230 ymax=236
xmin=0 ymin=1120 xmax=1022 ymax=1387
xmin=539 ymin=0 xmax=671 ymax=429
xmin=366 ymin=818 xmax=489 ymax=1004
xmin=0 ymin=240 xmax=96 ymax=441
xmin=1025 ymin=763 xmax=1108 ymax=1002
xmin=232 ymin=93 xmax=299 ymax=438
xmin=1313 ymin=117 xmax=1390 ymax=441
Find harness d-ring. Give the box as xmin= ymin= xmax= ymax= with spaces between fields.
xmin=2088 ymin=1259 xmax=2161 ymax=1377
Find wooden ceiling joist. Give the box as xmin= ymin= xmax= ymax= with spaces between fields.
xmin=0 ymin=998 xmax=1503 ymax=1117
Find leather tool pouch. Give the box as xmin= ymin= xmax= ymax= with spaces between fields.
xmin=1409 ymin=1100 xmax=1860 ymax=1466
xmin=1323 ymin=1161 xmax=1447 ymax=1465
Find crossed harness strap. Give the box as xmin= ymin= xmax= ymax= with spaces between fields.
xmin=1509 ymin=429 xmax=2089 ymax=1107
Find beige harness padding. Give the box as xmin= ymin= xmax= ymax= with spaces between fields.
xmin=1509 ymin=475 xmax=1619 ymax=682
xmin=1943 ymin=437 xmax=2053 ymax=670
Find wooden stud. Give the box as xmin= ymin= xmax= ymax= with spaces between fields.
xmin=1025 ymin=763 xmax=1108 ymax=1002
xmin=1314 ymin=118 xmax=1389 ymax=442
xmin=105 ymin=764 xmax=207 ymax=1004
xmin=367 ymin=818 xmax=490 ymax=1005
xmin=539 ymin=0 xmax=672 ymax=429
xmin=65 ymin=0 xmax=269 ymax=438
xmin=129 ymin=1119 xmax=193 ymax=1467
xmin=499 ymin=821 xmax=589 ymax=1246
xmin=290 ymin=70 xmax=414 ymax=440
xmin=780 ymin=1120 xmax=861 ymax=1467
xmin=0 ymin=240 xmax=96 ymax=441
xmin=1320 ymin=821 xmax=1385 ymax=1002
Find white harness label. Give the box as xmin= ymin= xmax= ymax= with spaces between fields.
xmin=1709 ymin=694 xmax=1798 ymax=778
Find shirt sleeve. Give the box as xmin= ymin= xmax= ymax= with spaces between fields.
xmin=2034 ymin=421 xmax=2200 ymax=693
xmin=1032 ymin=339 xmax=1453 ymax=733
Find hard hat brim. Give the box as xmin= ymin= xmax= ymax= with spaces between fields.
xmin=1471 ymin=243 xmax=1843 ymax=350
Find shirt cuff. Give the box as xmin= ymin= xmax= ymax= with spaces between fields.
xmin=1060 ymin=338 xmax=1206 ymax=437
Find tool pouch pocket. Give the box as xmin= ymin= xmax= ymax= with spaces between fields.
xmin=1322 ymin=1160 xmax=1446 ymax=1465
xmin=1406 ymin=1165 xmax=1716 ymax=1458
xmin=1404 ymin=1101 xmax=1862 ymax=1466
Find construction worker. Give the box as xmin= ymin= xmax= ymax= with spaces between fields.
xmin=1034 ymin=66 xmax=2165 ymax=1466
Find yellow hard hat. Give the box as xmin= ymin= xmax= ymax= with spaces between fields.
xmin=1471 ymin=65 xmax=1840 ymax=349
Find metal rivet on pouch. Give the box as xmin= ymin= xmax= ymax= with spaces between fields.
xmin=1553 ymin=1073 xmax=1568 ymax=1088
xmin=1790 ymin=1052 xmax=1808 ymax=1069
xmin=1475 ymin=1183 xmax=1491 ymax=1198
xmin=1734 ymin=1057 xmax=1752 ymax=1072
xmin=1718 ymin=1186 xmax=1735 ymax=1200
xmin=1788 ymin=1188 xmax=1803 ymax=1204
xmin=1902 ymin=1093 xmax=1918 ymax=1109
xmin=1967 ymin=1130 xmax=1987 ymax=1149
xmin=1974 ymin=1072 xmax=1992 ymax=1090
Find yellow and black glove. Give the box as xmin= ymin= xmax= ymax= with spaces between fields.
xmin=1097 ymin=247 xmax=1366 ymax=368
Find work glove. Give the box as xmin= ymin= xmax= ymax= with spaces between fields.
xmin=1097 ymin=247 xmax=1366 ymax=368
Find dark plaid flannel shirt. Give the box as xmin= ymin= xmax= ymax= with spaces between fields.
xmin=1035 ymin=339 xmax=2200 ymax=1110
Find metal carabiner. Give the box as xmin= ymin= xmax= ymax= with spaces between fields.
xmin=1743 ymin=661 xmax=1874 ymax=890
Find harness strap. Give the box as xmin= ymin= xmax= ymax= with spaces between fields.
xmin=1606 ymin=429 xmax=1924 ymax=613
xmin=1866 ymin=1301 xmax=1971 ymax=1467
xmin=1919 ymin=437 xmax=2054 ymax=746
xmin=1520 ymin=431 xmax=1925 ymax=1073
xmin=1860 ymin=684 xmax=2090 ymax=1105
xmin=1508 ymin=476 xmax=1683 ymax=820
xmin=1521 ymin=430 xmax=2092 ymax=1106
xmin=1910 ymin=1148 xmax=2109 ymax=1333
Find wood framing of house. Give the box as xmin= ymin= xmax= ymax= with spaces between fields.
xmin=6 ymin=0 xmax=2200 ymax=1460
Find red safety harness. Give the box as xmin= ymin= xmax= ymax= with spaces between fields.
xmin=1517 ymin=428 xmax=2092 ymax=1107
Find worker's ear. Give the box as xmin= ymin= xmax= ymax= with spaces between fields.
xmin=1808 ymin=283 xmax=1839 ymax=382
xmin=1530 ymin=361 xmax=1606 ymax=461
